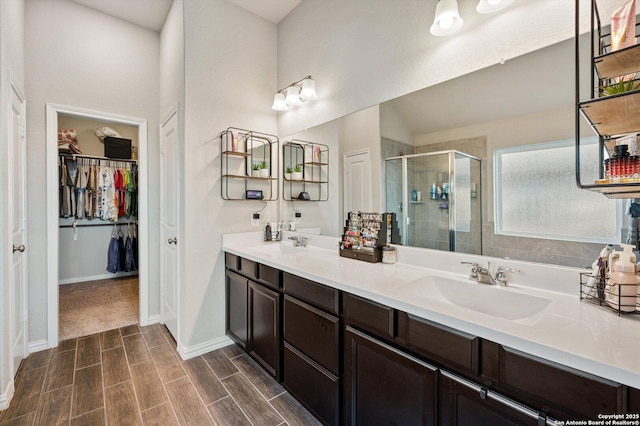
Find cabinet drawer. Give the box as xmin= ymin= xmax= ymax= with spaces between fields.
xmin=628 ymin=386 xmax=640 ymax=413
xmin=257 ymin=263 xmax=281 ymax=290
xmin=284 ymin=296 xmax=340 ymax=375
xmin=397 ymin=312 xmax=480 ymax=376
xmin=500 ymin=346 xmax=622 ymax=418
xmin=239 ymin=257 xmax=257 ymax=280
xmin=225 ymin=252 xmax=239 ymax=271
xmin=283 ymin=272 xmax=339 ymax=315
xmin=283 ymin=342 xmax=340 ymax=426
xmin=343 ymin=293 xmax=394 ymax=340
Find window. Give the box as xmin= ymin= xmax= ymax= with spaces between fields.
xmin=494 ymin=138 xmax=618 ymax=243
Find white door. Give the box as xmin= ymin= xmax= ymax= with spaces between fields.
xmin=160 ymin=108 xmax=180 ymax=339
xmin=9 ymin=80 xmax=27 ymax=375
xmin=344 ymin=150 xmax=372 ymax=219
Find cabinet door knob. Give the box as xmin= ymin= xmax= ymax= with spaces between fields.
xmin=13 ymin=244 xmax=25 ymax=253
xmin=168 ymin=237 xmax=177 ymax=245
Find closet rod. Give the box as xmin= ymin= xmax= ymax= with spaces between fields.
xmin=59 ymin=153 xmax=138 ymax=164
xmin=59 ymin=221 xmax=138 ymax=228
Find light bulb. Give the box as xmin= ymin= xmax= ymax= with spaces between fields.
xmin=439 ymin=16 xmax=454 ymax=29
xmin=285 ymin=86 xmax=301 ymax=106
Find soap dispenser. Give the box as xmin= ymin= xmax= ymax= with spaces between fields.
xmin=607 ymin=244 xmax=638 ymax=312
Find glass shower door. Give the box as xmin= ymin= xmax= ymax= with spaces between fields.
xmin=385 ymin=158 xmax=404 ymax=244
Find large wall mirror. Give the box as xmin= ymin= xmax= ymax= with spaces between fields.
xmin=282 ymin=35 xmax=623 ymax=269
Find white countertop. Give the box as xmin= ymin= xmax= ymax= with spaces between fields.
xmin=223 ymin=231 xmax=640 ymax=388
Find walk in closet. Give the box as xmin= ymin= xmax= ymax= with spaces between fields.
xmin=57 ymin=114 xmax=140 ymax=340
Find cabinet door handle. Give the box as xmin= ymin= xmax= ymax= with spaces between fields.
xmin=13 ymin=244 xmax=25 ymax=253
xmin=168 ymin=237 xmax=177 ymax=245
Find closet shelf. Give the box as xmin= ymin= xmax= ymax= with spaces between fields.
xmin=59 ymin=153 xmax=138 ymax=163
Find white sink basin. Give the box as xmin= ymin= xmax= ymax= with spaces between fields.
xmin=399 ymin=276 xmax=552 ymax=325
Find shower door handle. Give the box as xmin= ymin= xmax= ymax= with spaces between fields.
xmin=13 ymin=244 xmax=25 ymax=253
xmin=168 ymin=237 xmax=177 ymax=245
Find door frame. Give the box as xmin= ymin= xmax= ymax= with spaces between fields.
xmin=159 ymin=105 xmax=181 ymax=341
xmin=45 ymin=103 xmax=149 ymax=347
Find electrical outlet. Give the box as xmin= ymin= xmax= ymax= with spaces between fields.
xmin=251 ymin=213 xmax=260 ymax=227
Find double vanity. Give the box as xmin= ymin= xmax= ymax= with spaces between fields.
xmin=223 ymin=231 xmax=640 ymax=425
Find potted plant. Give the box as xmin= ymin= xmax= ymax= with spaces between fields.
xmin=292 ymin=164 xmax=303 ymax=180
xmin=251 ymin=162 xmax=261 ymax=177
xmin=259 ymin=160 xmax=269 ymax=177
xmin=285 ymin=166 xmax=293 ymax=180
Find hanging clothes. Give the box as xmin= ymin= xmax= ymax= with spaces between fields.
xmin=124 ymin=226 xmax=136 ymax=272
xmin=132 ymin=224 xmax=138 ymax=268
xmin=117 ymin=227 xmax=126 ymax=271
xmin=107 ymin=227 xmax=119 ymax=273
xmin=75 ymin=162 xmax=89 ymax=219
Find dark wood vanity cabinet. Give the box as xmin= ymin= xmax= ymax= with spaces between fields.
xmin=248 ymin=281 xmax=281 ymax=379
xmin=282 ymin=273 xmax=341 ymax=426
xmin=225 ymin=252 xmax=640 ymax=425
xmin=225 ymin=269 xmax=248 ymax=349
xmin=440 ymin=373 xmax=543 ymax=426
xmin=344 ymin=326 xmax=438 ymax=426
xmin=225 ymin=255 xmax=281 ymax=379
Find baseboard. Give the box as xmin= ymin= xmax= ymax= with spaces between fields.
xmin=177 ymin=335 xmax=234 ymax=360
xmin=59 ymin=272 xmax=138 ymax=285
xmin=28 ymin=339 xmax=49 ymax=353
xmin=0 ymin=379 xmax=15 ymax=410
xmin=146 ymin=314 xmax=161 ymax=325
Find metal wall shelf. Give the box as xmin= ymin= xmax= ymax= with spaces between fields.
xmin=283 ymin=139 xmax=328 ymax=201
xmin=575 ymin=0 xmax=640 ymax=199
xmin=220 ymin=127 xmax=278 ymax=201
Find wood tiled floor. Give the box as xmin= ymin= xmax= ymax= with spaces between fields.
xmin=0 ymin=324 xmax=321 ymax=426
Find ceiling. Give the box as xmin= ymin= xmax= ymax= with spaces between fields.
xmin=70 ymin=0 xmax=300 ymax=32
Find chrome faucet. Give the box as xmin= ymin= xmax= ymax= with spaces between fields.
xmin=494 ymin=266 xmax=519 ymax=287
xmin=461 ymin=261 xmax=519 ymax=286
xmin=288 ymin=235 xmax=309 ymax=247
xmin=461 ymin=261 xmax=494 ymax=284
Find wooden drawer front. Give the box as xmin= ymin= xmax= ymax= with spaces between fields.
xmin=257 ymin=263 xmax=281 ymax=290
xmin=284 ymin=272 xmax=339 ymax=315
xmin=225 ymin=252 xmax=239 ymax=271
xmin=239 ymin=257 xmax=257 ymax=280
xmin=284 ymin=296 xmax=340 ymax=375
xmin=500 ymin=346 xmax=622 ymax=418
xmin=397 ymin=312 xmax=479 ymax=376
xmin=343 ymin=293 xmax=394 ymax=340
xmin=628 ymin=386 xmax=640 ymax=413
xmin=284 ymin=342 xmax=340 ymax=426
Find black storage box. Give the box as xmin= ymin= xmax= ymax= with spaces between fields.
xmin=104 ymin=136 xmax=132 ymax=159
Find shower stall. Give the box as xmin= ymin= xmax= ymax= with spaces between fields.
xmin=385 ymin=150 xmax=482 ymax=254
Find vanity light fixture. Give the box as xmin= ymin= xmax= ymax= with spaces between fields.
xmin=271 ymin=76 xmax=318 ymax=111
xmin=430 ymin=0 xmax=464 ymax=36
xmin=476 ymin=0 xmax=513 ymax=14
xmin=430 ymin=0 xmax=514 ymax=37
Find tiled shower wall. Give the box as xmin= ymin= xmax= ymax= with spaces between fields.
xmin=383 ymin=137 xmax=608 ymax=269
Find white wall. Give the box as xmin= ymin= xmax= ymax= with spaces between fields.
xmin=24 ymin=0 xmax=161 ymax=343
xmin=160 ymin=0 xmax=184 ymax=116
xmin=0 ymin=0 xmax=24 ymax=408
xmin=380 ymin=102 xmax=412 ymax=145
xmin=276 ymin=0 xmax=619 ymax=137
xmin=340 ymin=105 xmax=382 ymax=212
xmin=281 ymin=119 xmax=342 ymax=237
xmin=182 ymin=0 xmax=277 ymax=348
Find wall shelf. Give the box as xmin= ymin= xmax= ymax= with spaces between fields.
xmin=220 ymin=127 xmax=278 ymax=201
xmin=575 ymin=0 xmax=640 ymax=199
xmin=283 ymin=139 xmax=328 ymax=201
